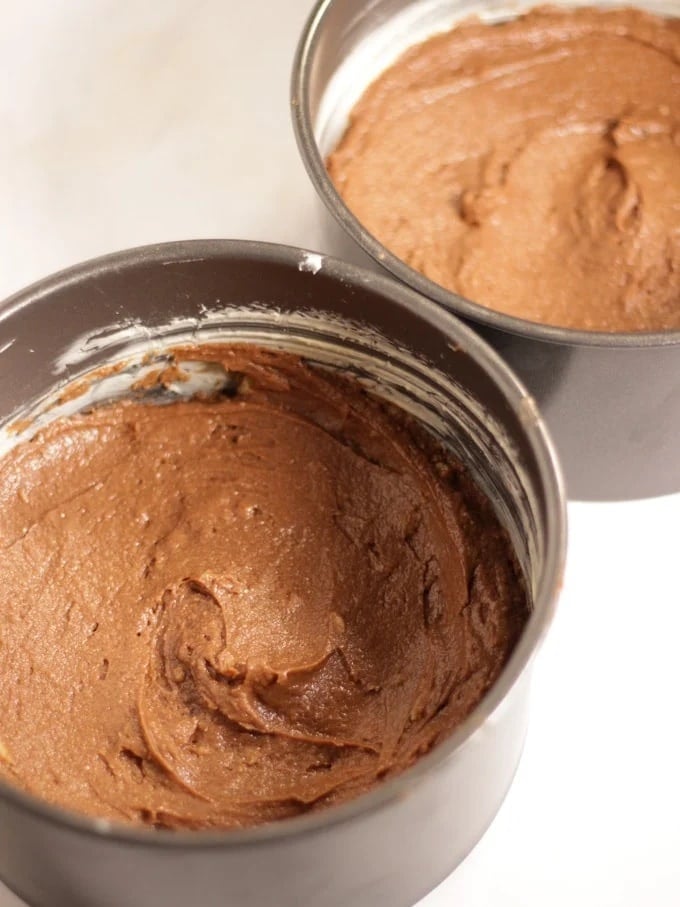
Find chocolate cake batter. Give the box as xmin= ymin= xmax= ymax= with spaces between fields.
xmin=327 ymin=6 xmax=680 ymax=331
xmin=0 ymin=346 xmax=526 ymax=829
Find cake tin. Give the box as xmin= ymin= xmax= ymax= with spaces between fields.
xmin=0 ymin=240 xmax=564 ymax=907
xmin=291 ymin=0 xmax=680 ymax=501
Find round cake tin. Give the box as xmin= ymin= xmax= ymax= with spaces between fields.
xmin=0 ymin=240 xmax=565 ymax=907
xmin=291 ymin=0 xmax=680 ymax=501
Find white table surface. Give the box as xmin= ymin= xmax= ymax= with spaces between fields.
xmin=1 ymin=2 xmax=679 ymax=905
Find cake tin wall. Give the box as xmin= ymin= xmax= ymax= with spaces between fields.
xmin=291 ymin=0 xmax=680 ymax=501
xmin=0 ymin=241 xmax=564 ymax=907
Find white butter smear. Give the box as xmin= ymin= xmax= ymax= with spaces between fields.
xmin=298 ymin=252 xmax=323 ymax=275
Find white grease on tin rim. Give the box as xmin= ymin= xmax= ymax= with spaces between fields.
xmin=298 ymin=252 xmax=324 ymax=275
xmin=54 ymin=319 xmax=152 ymax=373
xmin=518 ymin=393 xmax=541 ymax=429
xmin=53 ymin=304 xmax=273 ymax=374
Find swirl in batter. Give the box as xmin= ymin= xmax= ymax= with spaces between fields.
xmin=0 ymin=347 xmax=526 ymax=828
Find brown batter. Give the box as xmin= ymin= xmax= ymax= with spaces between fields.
xmin=0 ymin=346 xmax=526 ymax=829
xmin=327 ymin=6 xmax=680 ymax=331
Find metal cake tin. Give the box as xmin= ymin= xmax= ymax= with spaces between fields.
xmin=0 ymin=240 xmax=565 ymax=907
xmin=291 ymin=0 xmax=680 ymax=501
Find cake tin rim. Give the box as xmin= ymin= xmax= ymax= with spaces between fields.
xmin=0 ymin=238 xmax=567 ymax=849
xmin=290 ymin=0 xmax=680 ymax=351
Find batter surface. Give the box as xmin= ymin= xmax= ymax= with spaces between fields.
xmin=327 ymin=6 xmax=680 ymax=331
xmin=0 ymin=346 xmax=526 ymax=829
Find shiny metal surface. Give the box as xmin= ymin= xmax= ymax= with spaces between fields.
xmin=291 ymin=0 xmax=680 ymax=501
xmin=0 ymin=240 xmax=565 ymax=907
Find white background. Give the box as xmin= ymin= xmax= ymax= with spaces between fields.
xmin=1 ymin=2 xmax=679 ymax=905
